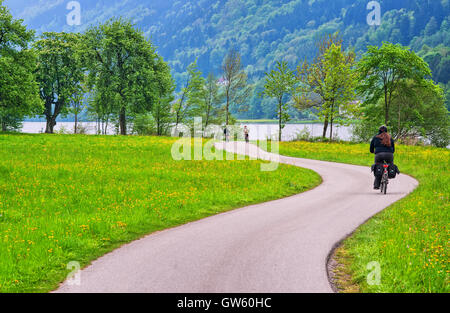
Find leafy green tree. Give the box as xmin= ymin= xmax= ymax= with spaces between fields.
xmin=201 ymin=73 xmax=225 ymax=128
xmin=355 ymin=79 xmax=449 ymax=147
xmin=173 ymin=61 xmax=205 ymax=130
xmin=321 ymin=43 xmax=357 ymax=140
xmin=424 ymin=17 xmax=438 ymax=36
xmin=153 ymin=97 xmax=174 ymax=136
xmin=84 ymin=18 xmax=172 ymax=135
xmin=0 ymin=109 xmax=22 ymax=132
xmin=69 ymin=83 xmax=86 ymax=134
xmin=221 ymin=49 xmax=250 ymax=126
xmin=152 ymin=74 xmax=175 ymax=136
xmin=443 ymin=82 xmax=450 ymax=111
xmin=394 ymin=81 xmax=449 ymax=147
xmin=173 ymin=76 xmax=189 ymax=130
xmin=186 ymin=61 xmax=207 ymax=122
xmin=263 ymin=61 xmax=296 ymax=141
xmin=137 ymin=52 xmax=174 ymax=136
xmin=131 ymin=113 xmax=156 ymax=136
xmin=86 ymin=88 xmax=115 ymax=135
xmin=133 ymin=87 xmax=174 ymax=137
xmin=0 ymin=2 xmax=41 ymax=131
xmin=418 ymin=44 xmax=450 ymax=84
xmin=295 ymin=33 xmax=354 ymax=138
xmin=357 ymin=42 xmax=432 ymax=126
xmin=34 ymin=32 xmax=84 ymax=133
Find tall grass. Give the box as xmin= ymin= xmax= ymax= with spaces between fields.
xmin=0 ymin=134 xmax=321 ymax=292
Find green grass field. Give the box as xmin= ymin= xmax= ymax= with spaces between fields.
xmin=0 ymin=134 xmax=321 ymax=292
xmin=276 ymin=141 xmax=449 ymax=293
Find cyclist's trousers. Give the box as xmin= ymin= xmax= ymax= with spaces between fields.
xmin=374 ymin=152 xmax=394 ymax=188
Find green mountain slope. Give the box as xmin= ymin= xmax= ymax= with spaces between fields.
xmin=4 ymin=0 xmax=450 ymax=118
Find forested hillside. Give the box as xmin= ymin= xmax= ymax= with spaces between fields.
xmin=4 ymin=0 xmax=450 ymax=118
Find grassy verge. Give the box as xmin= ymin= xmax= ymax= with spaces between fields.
xmin=276 ymin=141 xmax=449 ymax=293
xmin=0 ymin=134 xmax=321 ymax=292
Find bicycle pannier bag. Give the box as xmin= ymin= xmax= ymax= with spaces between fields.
xmin=388 ymin=164 xmax=400 ymax=179
xmin=372 ymin=163 xmax=383 ymax=178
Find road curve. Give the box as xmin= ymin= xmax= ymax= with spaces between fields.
xmin=56 ymin=142 xmax=418 ymax=293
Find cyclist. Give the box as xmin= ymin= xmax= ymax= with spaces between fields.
xmin=370 ymin=126 xmax=395 ymax=190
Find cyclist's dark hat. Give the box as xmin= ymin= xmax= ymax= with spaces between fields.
xmin=379 ymin=125 xmax=388 ymax=133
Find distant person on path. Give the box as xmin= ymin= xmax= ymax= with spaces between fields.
xmin=244 ymin=126 xmax=249 ymax=143
xmin=370 ymin=125 xmax=395 ymax=190
xmin=224 ymin=126 xmax=228 ymax=142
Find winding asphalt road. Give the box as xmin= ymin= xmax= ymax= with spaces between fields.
xmin=56 ymin=142 xmax=418 ymax=293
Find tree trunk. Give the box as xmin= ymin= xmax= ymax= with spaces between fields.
xmin=329 ymin=101 xmax=334 ymax=141
xmin=397 ymin=103 xmax=401 ymax=140
xmin=119 ymin=106 xmax=127 ymax=135
xmin=1 ymin=119 xmax=6 ymax=132
xmin=45 ymin=116 xmax=56 ymax=134
xmin=279 ymin=101 xmax=282 ymax=142
xmin=44 ymin=99 xmax=62 ymax=134
xmin=104 ymin=118 xmax=109 ymax=135
xmin=74 ymin=113 xmax=78 ymax=134
xmin=205 ymin=106 xmax=211 ymax=129
xmin=156 ymin=110 xmax=161 ymax=136
xmin=384 ymin=86 xmax=389 ymax=125
xmin=226 ymin=98 xmax=229 ymax=126
xmin=322 ymin=116 xmax=329 ymax=138
xmin=329 ymin=119 xmax=333 ymax=141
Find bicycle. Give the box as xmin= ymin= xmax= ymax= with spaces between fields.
xmin=379 ymin=163 xmax=390 ymax=194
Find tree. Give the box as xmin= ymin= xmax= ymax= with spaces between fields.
xmin=173 ymin=61 xmax=205 ymax=130
xmin=263 ymin=61 xmax=296 ymax=141
xmin=0 ymin=2 xmax=41 ymax=131
xmin=357 ymin=42 xmax=432 ymax=126
xmin=0 ymin=109 xmax=22 ymax=132
xmin=173 ymin=76 xmax=189 ymax=131
xmin=34 ymin=32 xmax=84 ymax=133
xmin=295 ymin=33 xmax=354 ymax=138
xmin=69 ymin=84 xmax=86 ymax=134
xmin=424 ymin=17 xmax=438 ymax=36
xmin=392 ymin=80 xmax=449 ymax=147
xmin=185 ymin=61 xmax=206 ymax=123
xmin=354 ymin=79 xmax=449 ymax=147
xmin=201 ymin=73 xmax=225 ymax=128
xmin=152 ymin=97 xmax=174 ymax=136
xmin=221 ymin=49 xmax=250 ymax=126
xmin=152 ymin=71 xmax=175 ymax=136
xmin=84 ymin=18 xmax=172 ymax=135
xmin=443 ymin=82 xmax=450 ymax=111
xmin=86 ymin=88 xmax=115 ymax=135
xmin=321 ymin=43 xmax=357 ymax=140
xmin=136 ymin=53 xmax=173 ymax=133
xmin=136 ymin=52 xmax=174 ymax=136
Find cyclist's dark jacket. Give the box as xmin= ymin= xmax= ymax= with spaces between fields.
xmin=370 ymin=135 xmax=395 ymax=154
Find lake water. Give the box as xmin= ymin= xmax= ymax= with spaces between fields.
xmin=20 ymin=122 xmax=353 ymax=141
xmin=240 ymin=123 xmax=352 ymax=141
xmin=21 ymin=122 xmax=117 ymax=135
